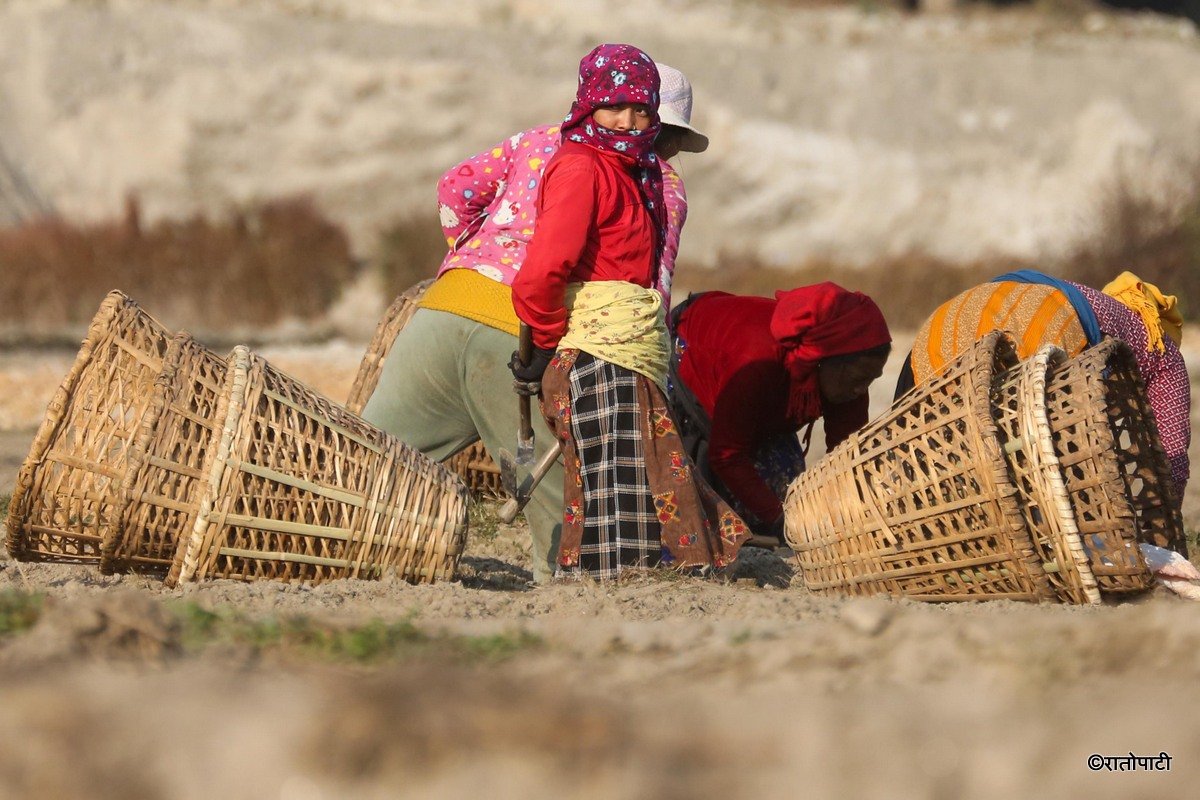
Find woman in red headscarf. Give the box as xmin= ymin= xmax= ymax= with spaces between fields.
xmin=509 ymin=44 xmax=749 ymax=580
xmin=668 ymin=283 xmax=892 ymax=544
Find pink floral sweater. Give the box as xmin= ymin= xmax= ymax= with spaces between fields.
xmin=436 ymin=123 xmax=685 ymax=305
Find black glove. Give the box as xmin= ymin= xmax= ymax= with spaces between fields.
xmin=509 ymin=346 xmax=556 ymax=383
xmin=512 ymin=378 xmax=541 ymax=397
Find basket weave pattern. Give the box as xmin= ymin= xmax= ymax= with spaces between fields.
xmin=785 ymin=332 xmax=1055 ymax=602
xmin=5 ymin=291 xmax=172 ymax=563
xmin=991 ymin=346 xmax=1099 ymax=605
xmin=445 ymin=442 xmax=504 ymax=496
xmin=102 ymin=333 xmax=227 ymax=574
xmin=346 ymin=278 xmax=508 ymax=496
xmin=168 ymin=347 xmax=468 ymax=586
xmin=1044 ymin=339 xmax=1177 ymax=590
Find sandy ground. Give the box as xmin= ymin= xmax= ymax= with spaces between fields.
xmin=1 ymin=333 xmax=1199 ymax=798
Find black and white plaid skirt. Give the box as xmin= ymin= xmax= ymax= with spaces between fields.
xmin=561 ymin=351 xmax=662 ymax=579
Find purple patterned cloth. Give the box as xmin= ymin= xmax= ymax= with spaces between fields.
xmin=1076 ymin=282 xmax=1191 ymax=497
xmin=561 ymin=43 xmax=665 ymax=247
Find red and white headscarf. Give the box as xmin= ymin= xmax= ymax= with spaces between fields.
xmin=561 ymin=43 xmax=666 ymax=254
xmin=769 ymin=282 xmax=892 ymax=422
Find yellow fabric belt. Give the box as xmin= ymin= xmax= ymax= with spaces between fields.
xmin=418 ymin=268 xmax=520 ymax=336
xmin=559 ymin=281 xmax=669 ymax=391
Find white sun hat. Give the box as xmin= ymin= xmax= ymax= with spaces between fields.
xmin=657 ymin=63 xmax=709 ymax=153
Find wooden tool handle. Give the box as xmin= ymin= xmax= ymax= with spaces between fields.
xmin=517 ymin=323 xmax=534 ymax=446
xmin=498 ymin=443 xmax=562 ymax=524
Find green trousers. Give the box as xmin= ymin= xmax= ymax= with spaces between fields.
xmin=362 ymin=308 xmax=563 ymax=583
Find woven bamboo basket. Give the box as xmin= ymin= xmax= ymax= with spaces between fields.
xmin=166 ymin=346 xmax=469 ymax=587
xmin=100 ymin=333 xmax=227 ymax=575
xmin=445 ymin=443 xmax=505 ymax=496
xmin=5 ymin=291 xmax=174 ymax=563
xmin=1042 ymin=338 xmax=1176 ymax=591
xmin=784 ymin=331 xmax=1056 ymax=602
xmin=991 ymin=346 xmax=1100 ymax=605
xmin=345 ymin=277 xmax=507 ymax=496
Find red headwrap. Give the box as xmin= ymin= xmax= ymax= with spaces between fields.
xmin=768 ymin=282 xmax=892 ymax=422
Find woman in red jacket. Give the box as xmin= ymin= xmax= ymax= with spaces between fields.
xmin=669 ymin=284 xmax=892 ymax=545
xmin=510 ymin=44 xmax=748 ymax=580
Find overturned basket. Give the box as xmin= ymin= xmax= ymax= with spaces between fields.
xmin=167 ymin=346 xmax=469 ymax=587
xmin=784 ymin=332 xmax=1055 ymax=602
xmin=1042 ymin=338 xmax=1179 ymax=591
xmin=101 ymin=333 xmax=227 ymax=574
xmin=991 ymin=346 xmax=1099 ymax=605
xmin=6 ymin=291 xmax=175 ymax=563
xmin=345 ymin=277 xmax=505 ymax=497
xmin=445 ymin=443 xmax=504 ymax=496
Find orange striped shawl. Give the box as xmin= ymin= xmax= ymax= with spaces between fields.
xmin=911 ymin=282 xmax=1087 ymax=384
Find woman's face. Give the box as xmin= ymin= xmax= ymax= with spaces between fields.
xmin=818 ymin=352 xmax=889 ymax=405
xmin=593 ymin=103 xmax=654 ymax=133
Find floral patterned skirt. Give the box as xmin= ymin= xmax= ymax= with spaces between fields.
xmin=541 ymin=349 xmax=750 ymax=580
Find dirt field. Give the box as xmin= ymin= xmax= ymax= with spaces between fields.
xmin=1 ymin=334 xmax=1199 ymax=799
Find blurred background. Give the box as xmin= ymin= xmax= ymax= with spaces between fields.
xmin=3 ymin=10 xmax=1200 ymax=792
xmin=2 ymin=0 xmax=1199 ymax=343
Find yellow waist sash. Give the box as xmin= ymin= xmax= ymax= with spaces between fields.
xmin=559 ymin=281 xmax=669 ymax=391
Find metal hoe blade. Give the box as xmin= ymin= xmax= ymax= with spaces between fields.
xmin=496 ymin=448 xmax=520 ymax=499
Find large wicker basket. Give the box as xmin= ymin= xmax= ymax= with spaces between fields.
xmin=1042 ymin=338 xmax=1177 ymax=591
xmin=991 ymin=346 xmax=1099 ymax=605
xmin=100 ymin=333 xmax=227 ymax=574
xmin=784 ymin=332 xmax=1055 ymax=602
xmin=444 ymin=444 xmax=505 ymax=496
xmin=6 ymin=291 xmax=174 ymax=563
xmin=167 ymin=346 xmax=469 ymax=587
xmin=345 ymin=278 xmax=506 ymax=497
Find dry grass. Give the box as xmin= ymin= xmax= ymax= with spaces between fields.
xmin=1066 ymin=167 xmax=1200 ymax=319
xmin=676 ymin=164 xmax=1200 ymax=329
xmin=0 ymin=195 xmax=355 ymax=340
xmin=674 ymin=252 xmax=1019 ymax=330
xmin=5 ymin=160 xmax=1199 ymax=343
xmin=375 ymin=214 xmax=448 ymax=300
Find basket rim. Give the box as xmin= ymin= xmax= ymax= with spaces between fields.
xmin=1048 ymin=336 xmax=1182 ymax=563
xmin=168 ymin=344 xmax=253 ymax=586
xmin=97 ymin=332 xmax=189 ymax=573
xmin=786 ymin=331 xmax=1056 ymax=601
xmin=99 ymin=332 xmax=224 ymax=575
xmin=5 ymin=291 xmax=137 ymax=559
xmin=1010 ymin=345 xmax=1101 ymax=605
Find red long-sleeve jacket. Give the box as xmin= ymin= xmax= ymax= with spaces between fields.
xmin=675 ymin=293 xmax=869 ymax=524
xmin=512 ymin=141 xmax=658 ymax=349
